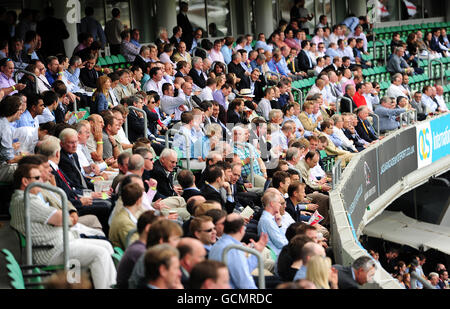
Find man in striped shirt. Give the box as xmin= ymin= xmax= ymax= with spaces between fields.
xmin=9 ymin=163 xmax=117 ymax=289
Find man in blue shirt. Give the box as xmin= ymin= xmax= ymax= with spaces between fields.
xmin=45 ymin=56 xmax=62 ymax=86
xmin=373 ymin=99 xmax=406 ymax=134
xmin=342 ymin=16 xmax=360 ymax=33
xmin=209 ymin=213 xmax=268 ymax=289
xmin=15 ymin=93 xmax=45 ymax=129
xmin=254 ymin=33 xmax=273 ymax=52
xmin=221 ymin=37 xmax=234 ymax=65
xmin=257 ymin=189 xmax=288 ymax=256
xmin=130 ymin=29 xmax=141 ymax=49
xmin=250 ymin=53 xmax=266 ymax=72
xmin=268 ymin=52 xmax=289 ymax=77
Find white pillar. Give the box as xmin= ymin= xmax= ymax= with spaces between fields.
xmin=53 ymin=0 xmax=80 ymax=56
xmin=254 ymin=0 xmax=274 ymax=37
xmin=156 ymin=0 xmax=177 ymax=35
xmin=347 ymin=0 xmax=367 ymax=17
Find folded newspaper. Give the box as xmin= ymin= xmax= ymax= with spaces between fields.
xmin=306 ymin=211 xmax=324 ymax=226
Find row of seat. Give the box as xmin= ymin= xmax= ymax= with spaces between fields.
xmin=373 ymin=21 xmax=450 ymax=40
xmin=362 ymin=66 xmax=389 ymax=82
xmin=2 ymin=237 xmax=124 ymax=289
xmin=97 ymin=54 xmax=130 ymax=70
xmin=291 ymin=77 xmax=317 ymax=99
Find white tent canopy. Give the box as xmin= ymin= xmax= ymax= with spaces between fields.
xmin=363 ymin=211 xmax=450 ymax=255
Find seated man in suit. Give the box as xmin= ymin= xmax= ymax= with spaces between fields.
xmin=114 ymin=70 xmax=138 ymax=103
xmin=227 ymin=98 xmax=249 ymax=125
xmin=189 ymin=56 xmax=207 ymax=89
xmin=59 ymin=126 xmax=113 ymax=200
xmin=178 ymin=169 xmax=202 ymax=202
xmin=430 ymin=28 xmax=447 ymax=57
xmin=229 ymin=163 xmax=262 ymax=209
xmin=298 ymin=100 xmax=321 ymax=136
xmin=342 ymin=113 xmax=369 ymax=152
xmin=227 ymin=52 xmax=250 ymax=91
xmin=249 ymin=68 xmax=266 ymax=102
xmin=201 ymin=165 xmax=236 ymax=214
xmin=319 ymin=120 xmax=355 ymax=167
xmin=285 ymin=182 xmax=316 ymax=223
xmin=126 ymin=96 xmax=147 ymax=143
xmin=210 ymin=101 xmax=230 ymax=140
xmin=333 ymin=255 xmax=377 ymax=289
xmin=297 ymin=40 xmax=315 ymax=76
xmin=354 ymin=106 xmax=379 ymax=143
xmin=386 ymin=46 xmax=414 ymax=76
xmin=79 ymin=54 xmax=104 ymax=90
xmin=148 ymin=149 xmax=183 ymax=199
xmin=340 ymin=84 xmax=358 ymax=113
xmin=132 ymin=46 xmax=150 ymax=74
xmin=37 ymin=135 xmax=112 ymax=234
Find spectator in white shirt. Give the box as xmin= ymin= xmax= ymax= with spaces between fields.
xmin=331 ymin=114 xmax=357 ymax=152
xmin=198 ymin=77 xmax=217 ymax=102
xmin=336 ymin=39 xmax=346 ymax=58
xmin=386 ymin=73 xmax=409 ymax=99
xmin=37 ymin=90 xmax=58 ymax=124
xmin=435 ymin=85 xmax=449 ymax=112
xmin=362 ymin=82 xmax=379 ymax=112
xmin=315 ymin=57 xmax=325 ymax=75
xmin=348 ymin=25 xmax=368 ymax=53
xmin=160 ymin=82 xmax=187 ymax=116
xmin=344 ymin=38 xmax=357 ymax=63
xmin=75 ymin=120 xmax=106 ymax=176
xmin=271 ymin=121 xmax=295 ymax=153
xmin=144 ymin=67 xmax=165 ymax=96
xmin=159 ymin=45 xmax=176 ymax=69
xmin=329 ymin=25 xmax=345 ymax=46
xmin=324 ymin=70 xmax=341 ymax=105
xmin=421 ymin=85 xmax=439 ymax=113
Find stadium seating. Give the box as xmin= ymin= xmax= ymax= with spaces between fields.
xmin=1 ymin=249 xmax=52 ymax=289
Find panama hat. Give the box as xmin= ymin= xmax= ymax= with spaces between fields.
xmin=238 ymin=88 xmax=255 ymax=98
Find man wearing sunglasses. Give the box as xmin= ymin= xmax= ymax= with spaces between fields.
xmin=9 ymin=163 xmax=116 ymax=289
xmin=190 ymin=216 xmax=217 ymax=258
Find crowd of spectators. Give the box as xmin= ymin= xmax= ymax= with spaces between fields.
xmin=0 ymin=1 xmax=448 ymax=289
xmin=368 ymin=248 xmax=449 ymax=289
